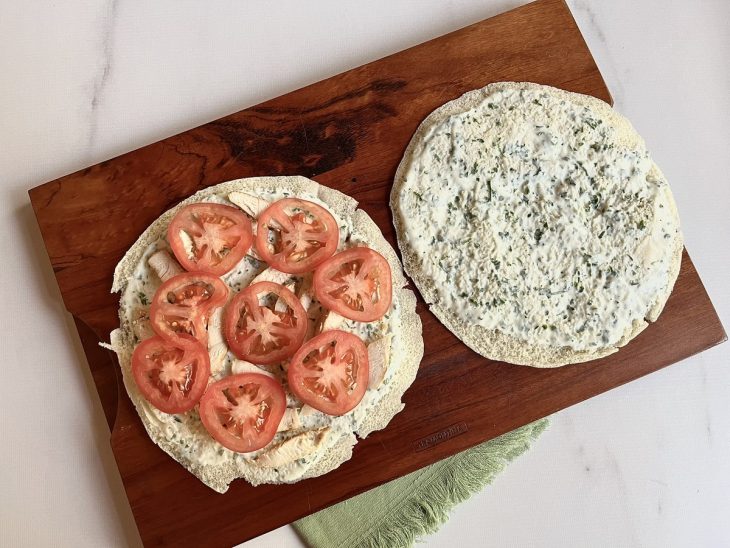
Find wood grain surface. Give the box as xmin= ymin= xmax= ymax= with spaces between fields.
xmin=28 ymin=0 xmax=726 ymax=545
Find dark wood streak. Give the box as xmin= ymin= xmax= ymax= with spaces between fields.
xmin=211 ymin=81 xmax=405 ymax=177
xmin=250 ymin=78 xmax=408 ymax=115
xmin=27 ymin=1 xmax=725 ymax=546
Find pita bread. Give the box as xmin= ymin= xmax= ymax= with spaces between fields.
xmin=391 ymin=82 xmax=682 ymax=368
xmin=109 ymin=176 xmax=423 ymax=492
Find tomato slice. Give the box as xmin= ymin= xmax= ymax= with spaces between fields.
xmin=255 ymin=198 xmax=339 ymax=274
xmin=150 ymin=272 xmax=229 ymax=347
xmin=131 ymin=336 xmax=210 ymax=414
xmin=288 ymin=330 xmax=369 ymax=416
xmin=223 ymin=281 xmax=307 ymax=365
xmin=199 ymin=373 xmax=286 ymax=452
xmin=168 ymin=203 xmax=253 ymax=276
xmin=313 ymin=247 xmax=392 ymax=322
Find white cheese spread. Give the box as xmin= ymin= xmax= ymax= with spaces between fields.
xmin=396 ymin=85 xmax=681 ymax=352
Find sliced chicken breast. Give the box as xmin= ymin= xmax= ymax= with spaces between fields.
xmin=148 ymin=249 xmax=183 ymax=282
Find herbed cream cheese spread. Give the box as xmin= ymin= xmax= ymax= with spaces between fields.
xmin=394 ymin=83 xmax=681 ymax=357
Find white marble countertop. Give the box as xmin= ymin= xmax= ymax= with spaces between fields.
xmin=2 ymin=1 xmax=728 ymax=546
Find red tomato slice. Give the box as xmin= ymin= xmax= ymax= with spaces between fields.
xmin=131 ymin=336 xmax=210 ymax=414
xmin=150 ymin=272 xmax=229 ymax=347
xmin=168 ymin=203 xmax=253 ymax=276
xmin=288 ymin=330 xmax=369 ymax=416
xmin=199 ymin=373 xmax=286 ymax=452
xmin=223 ymin=281 xmax=307 ymax=365
xmin=255 ymin=198 xmax=339 ymax=274
xmin=313 ymin=247 xmax=392 ymax=322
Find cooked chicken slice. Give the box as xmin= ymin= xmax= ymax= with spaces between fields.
xmin=303 ymin=302 xmax=319 ymax=341
xmin=207 ymin=308 xmax=227 ymax=374
xmin=293 ymin=275 xmax=317 ymax=339
xmin=367 ymin=334 xmax=392 ymax=389
xmin=251 ymin=267 xmax=293 ymax=287
xmin=276 ymin=408 xmax=302 ymax=433
xmin=254 ymin=428 xmax=330 ymax=468
xmin=316 ymin=309 xmax=345 ymax=333
xmin=148 ymin=249 xmax=184 ymax=282
xmin=230 ymin=359 xmax=275 ymax=378
xmin=299 ymin=404 xmax=321 ymax=418
xmin=299 ymin=287 xmax=313 ymax=311
xmin=274 ymin=280 xmax=297 ymax=312
xmin=247 ymin=247 xmax=262 ymax=261
xmin=131 ymin=307 xmax=154 ymax=341
xmin=228 ymin=192 xmax=270 ymax=218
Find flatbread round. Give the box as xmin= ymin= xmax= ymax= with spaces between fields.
xmin=109 ymin=176 xmax=423 ymax=492
xmin=391 ymin=82 xmax=682 ymax=368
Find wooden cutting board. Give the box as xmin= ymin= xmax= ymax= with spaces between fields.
xmin=28 ymin=0 xmax=726 ymax=545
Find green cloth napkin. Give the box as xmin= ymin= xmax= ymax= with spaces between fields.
xmin=293 ymin=419 xmax=548 ymax=548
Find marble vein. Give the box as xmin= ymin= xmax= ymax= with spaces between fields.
xmin=698 ymin=358 xmax=714 ymax=446
xmin=569 ymin=0 xmax=626 ymax=109
xmin=87 ymin=0 xmax=118 ymax=152
xmin=603 ymin=446 xmax=640 ymax=545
